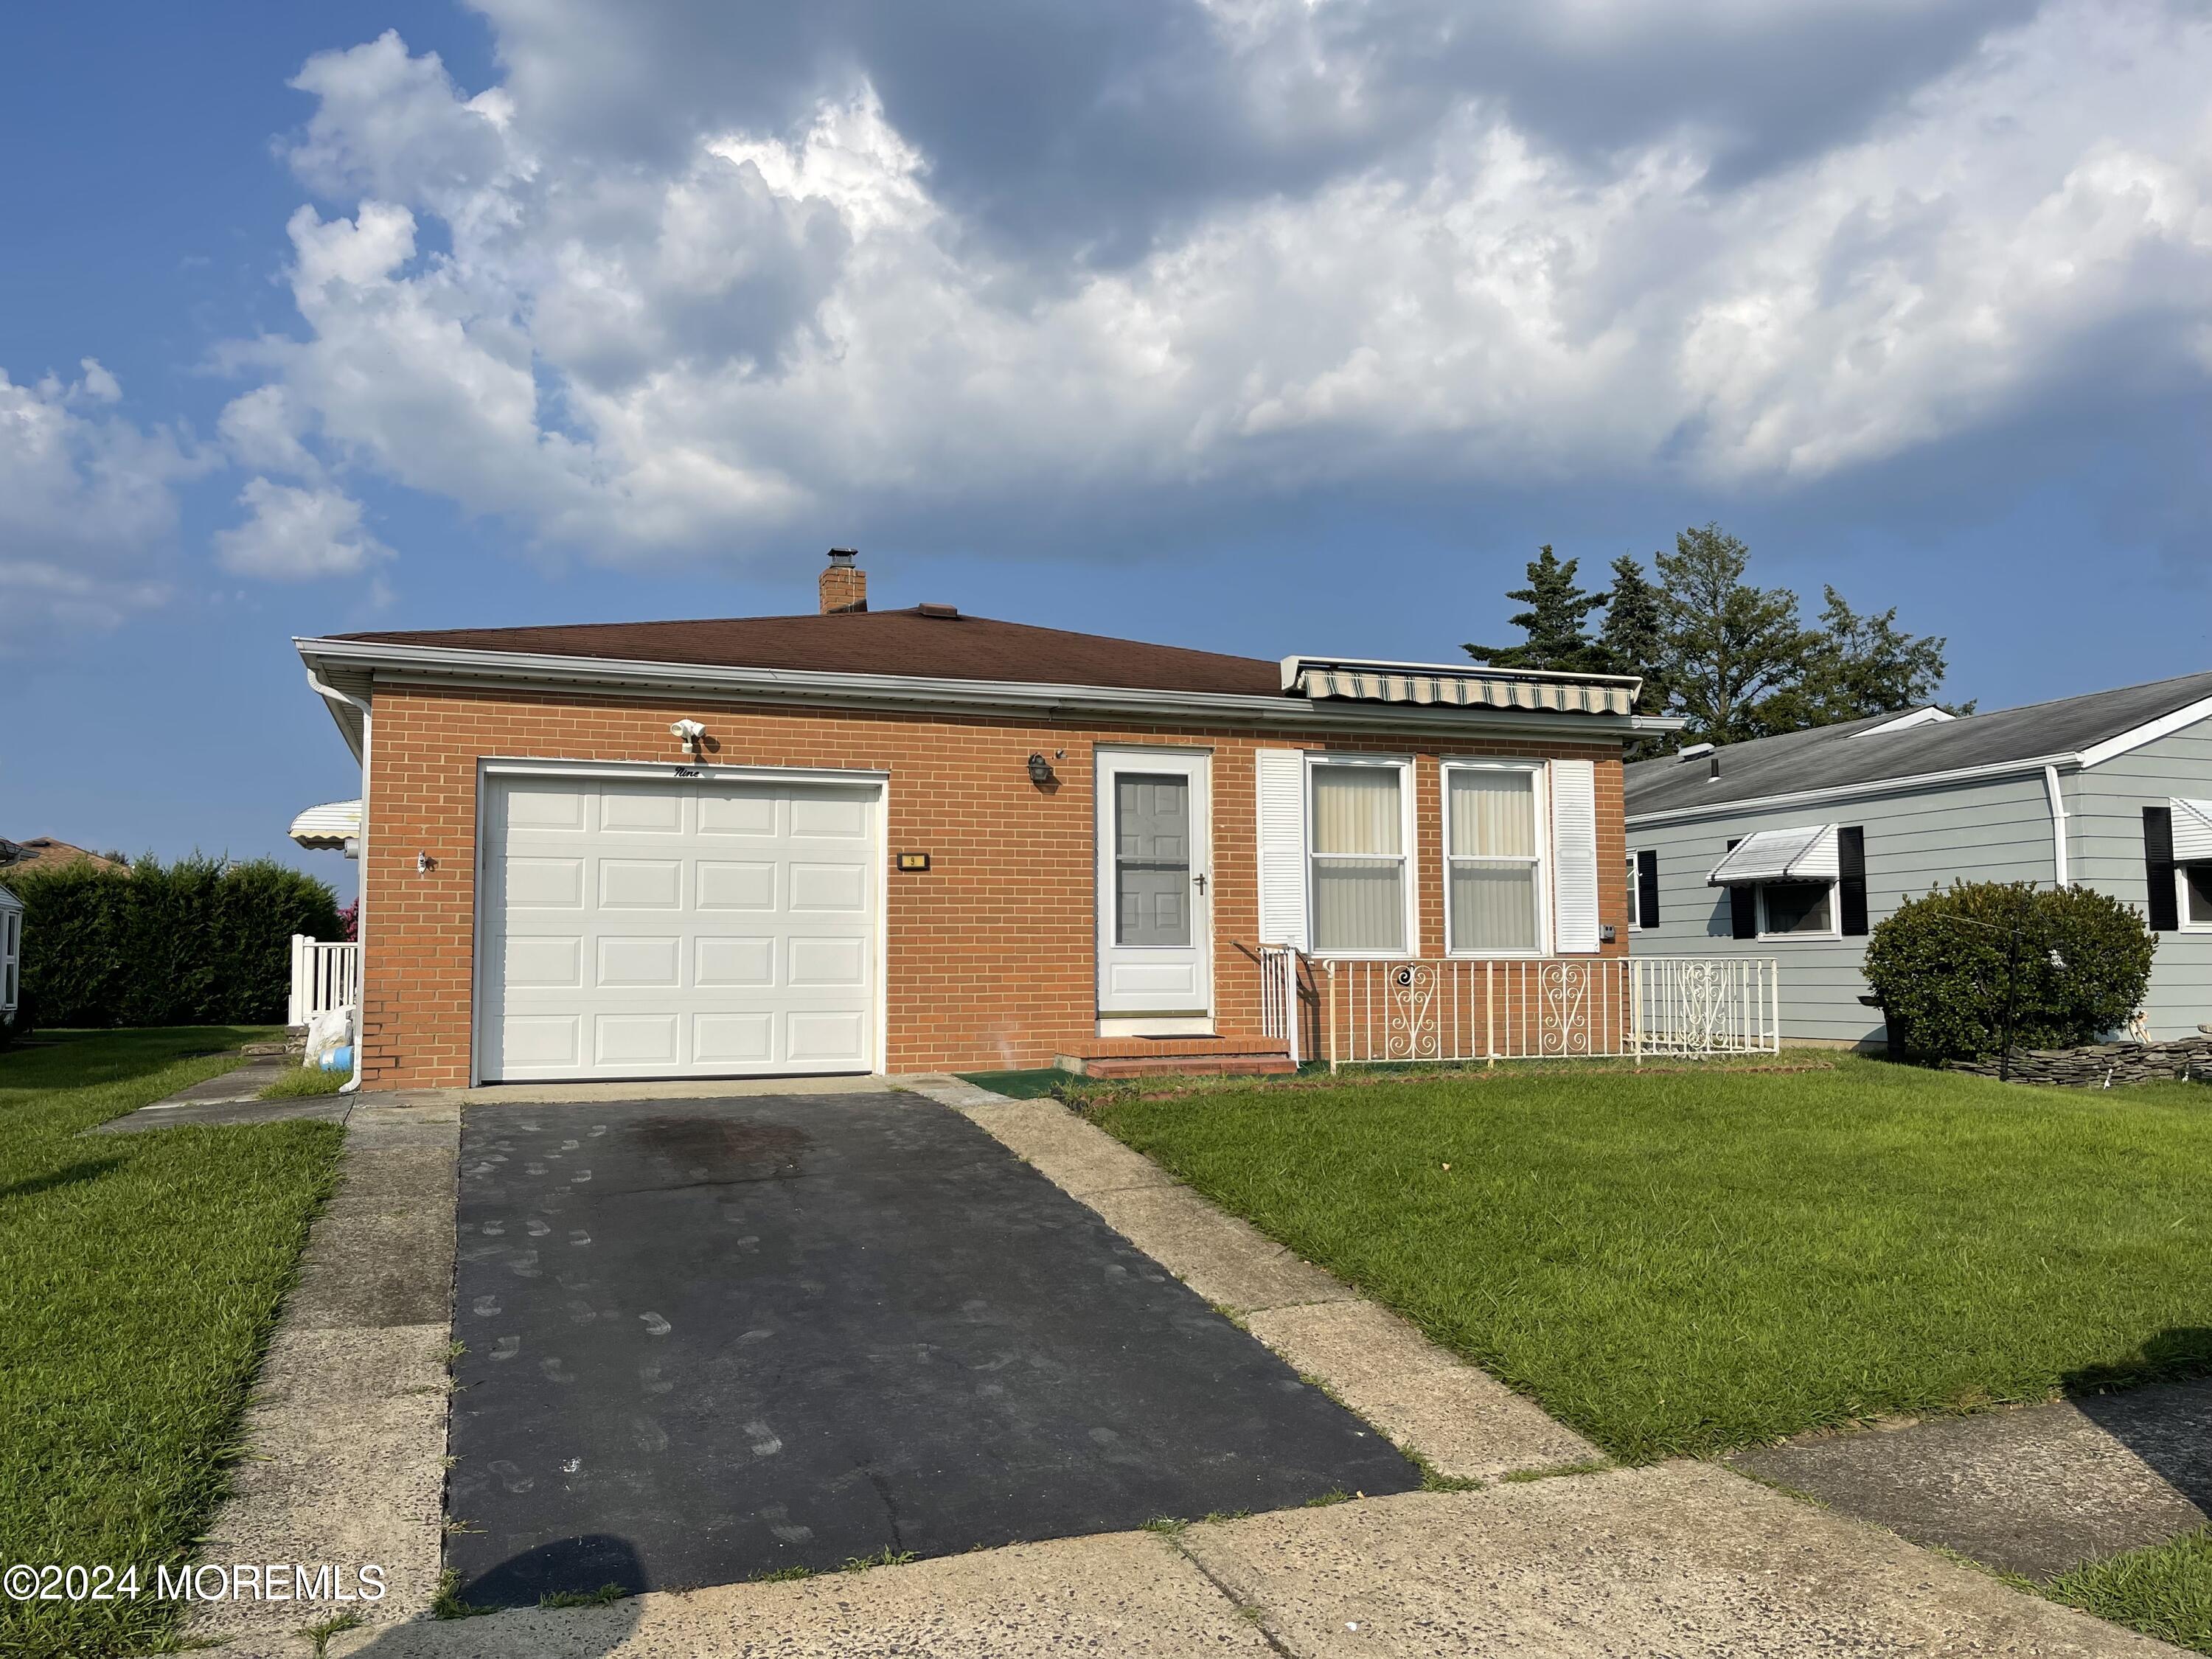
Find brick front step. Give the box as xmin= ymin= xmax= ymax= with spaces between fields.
xmin=1054 ymin=1032 xmax=1293 ymax=1078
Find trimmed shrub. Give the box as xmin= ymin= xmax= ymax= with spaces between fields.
xmin=7 ymin=855 xmax=342 ymax=1029
xmin=1863 ymin=880 xmax=2155 ymax=1064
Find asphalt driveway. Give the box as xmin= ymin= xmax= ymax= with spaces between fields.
xmin=446 ymin=1091 xmax=1418 ymax=1604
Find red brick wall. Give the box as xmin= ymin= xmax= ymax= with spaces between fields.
xmin=358 ymin=684 xmax=1626 ymax=1088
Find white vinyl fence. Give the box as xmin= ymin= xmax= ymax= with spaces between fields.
xmin=288 ymin=935 xmax=361 ymax=1027
xmin=1261 ymin=952 xmax=1780 ymax=1069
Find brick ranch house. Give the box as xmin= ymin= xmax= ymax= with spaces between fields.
xmin=296 ymin=552 xmax=1674 ymax=1091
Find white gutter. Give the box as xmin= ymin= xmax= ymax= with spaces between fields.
xmin=2045 ymin=765 xmax=2070 ymax=888
xmin=305 ymin=667 xmax=371 ymax=1096
xmin=294 ymin=638 xmax=1653 ymax=742
xmin=1627 ymin=752 xmax=2082 ymax=828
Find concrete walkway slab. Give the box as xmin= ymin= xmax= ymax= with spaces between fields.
xmin=317 ymin=1464 xmax=2170 ymax=1659
xmin=1181 ymin=1462 xmax=2173 ymax=1658
xmin=1245 ymin=1299 xmax=1602 ymax=1481
xmin=328 ymin=1531 xmax=1274 ymax=1658
xmin=1079 ymin=1183 xmax=1359 ymax=1314
xmin=91 ymin=1053 xmax=358 ymax=1133
xmin=1730 ymin=1379 xmax=2212 ymax=1581
xmin=959 ymin=1096 xmax=1180 ymax=1197
xmin=186 ymin=1100 xmax=459 ymax=1649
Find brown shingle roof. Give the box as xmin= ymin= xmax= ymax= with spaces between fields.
xmin=335 ymin=607 xmax=1284 ymax=698
xmin=0 ymin=838 xmax=127 ymax=874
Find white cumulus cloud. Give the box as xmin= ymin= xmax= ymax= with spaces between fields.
xmin=204 ymin=0 xmax=2212 ymax=570
xmin=0 ymin=362 xmax=205 ymax=646
xmin=215 ymin=477 xmax=394 ymax=580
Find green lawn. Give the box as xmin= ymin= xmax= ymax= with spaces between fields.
xmin=0 ymin=1029 xmax=345 ymax=1659
xmin=2041 ymin=1528 xmax=2212 ymax=1653
xmin=1091 ymin=1058 xmax=2212 ymax=1462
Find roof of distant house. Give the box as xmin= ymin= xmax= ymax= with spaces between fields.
xmin=1626 ymin=669 xmax=2212 ymax=820
xmin=0 ymin=837 xmax=128 ymax=874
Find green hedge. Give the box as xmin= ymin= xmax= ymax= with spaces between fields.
xmin=6 ymin=857 xmax=342 ymax=1029
xmin=1863 ymin=880 xmax=2155 ymax=1063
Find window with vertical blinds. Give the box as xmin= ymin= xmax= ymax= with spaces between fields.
xmin=1446 ymin=765 xmax=1542 ymax=952
xmin=1309 ymin=762 xmax=1407 ymax=953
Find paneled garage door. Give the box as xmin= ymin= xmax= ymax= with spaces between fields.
xmin=479 ymin=773 xmax=881 ymax=1082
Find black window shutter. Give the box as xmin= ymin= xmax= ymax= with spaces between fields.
xmin=1635 ymin=849 xmax=1660 ymax=930
xmin=1837 ymin=826 xmax=1868 ymax=936
xmin=1725 ymin=839 xmax=1758 ymax=939
xmin=2145 ymin=807 xmax=2179 ymax=932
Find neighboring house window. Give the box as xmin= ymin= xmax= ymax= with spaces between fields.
xmin=2182 ymin=866 xmax=2212 ymax=931
xmin=1630 ymin=849 xmax=1659 ymax=931
xmin=1758 ymin=881 xmax=1835 ymax=938
xmin=1714 ymin=824 xmax=1867 ymax=941
xmin=1309 ymin=759 xmax=1412 ymax=954
xmin=1445 ymin=763 xmax=1544 ymax=954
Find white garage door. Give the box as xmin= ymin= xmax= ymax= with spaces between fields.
xmin=479 ymin=773 xmax=880 ymax=1082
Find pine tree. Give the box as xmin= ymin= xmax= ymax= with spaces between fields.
xmin=1653 ymin=524 xmax=1810 ymax=746
xmin=1464 ymin=546 xmax=1610 ymax=674
xmin=1760 ymin=586 xmax=1964 ymax=729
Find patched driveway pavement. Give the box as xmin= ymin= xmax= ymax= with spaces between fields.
xmin=446 ymin=1091 xmax=1418 ymax=1604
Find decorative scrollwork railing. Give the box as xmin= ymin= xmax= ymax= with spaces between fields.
xmin=1316 ymin=956 xmax=1780 ymax=1070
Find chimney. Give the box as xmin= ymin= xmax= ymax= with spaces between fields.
xmin=818 ymin=549 xmax=867 ymax=614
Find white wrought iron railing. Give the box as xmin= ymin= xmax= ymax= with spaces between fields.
xmin=288 ymin=935 xmax=361 ymax=1026
xmin=1313 ymin=955 xmax=1780 ymax=1069
xmin=1258 ymin=943 xmax=1309 ymax=1066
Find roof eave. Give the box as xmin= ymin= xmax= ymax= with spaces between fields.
xmin=1626 ymin=751 xmax=2084 ymax=827
xmin=295 ymin=637 xmax=1649 ymax=742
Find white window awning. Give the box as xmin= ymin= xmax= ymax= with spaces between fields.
xmin=288 ymin=799 xmax=362 ymax=852
xmin=1281 ymin=656 xmax=1640 ymax=717
xmin=1708 ymin=824 xmax=1839 ymax=886
xmin=2174 ymin=799 xmax=2212 ymax=863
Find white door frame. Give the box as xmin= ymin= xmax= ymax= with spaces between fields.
xmin=470 ymin=757 xmax=890 ymax=1086
xmin=1093 ymin=745 xmax=1214 ymax=1035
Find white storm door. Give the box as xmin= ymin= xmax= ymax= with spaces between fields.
xmin=480 ymin=773 xmax=879 ymax=1081
xmin=1095 ymin=748 xmax=1213 ymax=1019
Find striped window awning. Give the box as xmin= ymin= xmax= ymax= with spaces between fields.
xmin=288 ymin=799 xmax=362 ymax=852
xmin=1282 ymin=657 xmax=1640 ymax=716
xmin=2172 ymin=799 xmax=2212 ymax=862
xmin=1708 ymin=824 xmax=1839 ymax=886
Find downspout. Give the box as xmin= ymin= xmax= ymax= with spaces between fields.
xmin=307 ymin=668 xmax=372 ymax=1094
xmin=2044 ymin=765 xmax=2070 ymax=889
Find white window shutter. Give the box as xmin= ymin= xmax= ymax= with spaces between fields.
xmin=1550 ymin=759 xmax=1600 ymax=954
xmin=1255 ymin=748 xmax=1310 ymax=949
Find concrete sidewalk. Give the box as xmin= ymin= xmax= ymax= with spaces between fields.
xmin=1731 ymin=1379 xmax=2212 ymax=1580
xmin=322 ymin=1463 xmax=2172 ymax=1658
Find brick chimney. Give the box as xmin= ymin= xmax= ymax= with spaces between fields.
xmin=818 ymin=549 xmax=867 ymax=614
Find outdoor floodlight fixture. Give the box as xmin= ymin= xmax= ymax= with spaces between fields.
xmin=670 ymin=717 xmax=708 ymax=758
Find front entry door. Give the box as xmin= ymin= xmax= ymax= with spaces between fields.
xmin=1095 ymin=748 xmax=1213 ymax=1027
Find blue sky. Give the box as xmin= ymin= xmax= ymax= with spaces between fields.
xmin=4 ymin=1 xmax=2210 ymax=904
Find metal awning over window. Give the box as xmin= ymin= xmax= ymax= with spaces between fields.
xmin=1281 ymin=657 xmax=1639 ymax=717
xmin=1707 ymin=824 xmax=1839 ymax=886
xmin=288 ymin=799 xmax=362 ymax=852
xmin=2171 ymin=799 xmax=2212 ymax=863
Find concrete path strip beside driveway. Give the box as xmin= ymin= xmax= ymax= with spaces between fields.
xmin=1730 ymin=1378 xmax=2212 ymax=1581
xmin=186 ymin=1099 xmax=459 ymax=1655
xmin=324 ymin=1462 xmax=2175 ymax=1658
xmin=905 ymin=1077 xmax=1603 ymax=1483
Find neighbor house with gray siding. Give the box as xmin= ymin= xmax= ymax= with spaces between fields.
xmin=1624 ymin=672 xmax=2212 ymax=1047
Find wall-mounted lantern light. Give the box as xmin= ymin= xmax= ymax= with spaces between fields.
xmin=1026 ymin=753 xmax=1056 ymax=787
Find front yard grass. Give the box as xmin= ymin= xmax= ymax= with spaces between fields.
xmin=0 ymin=1029 xmax=345 ymax=1659
xmin=2039 ymin=1528 xmax=2212 ymax=1655
xmin=1090 ymin=1057 xmax=2212 ymax=1462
